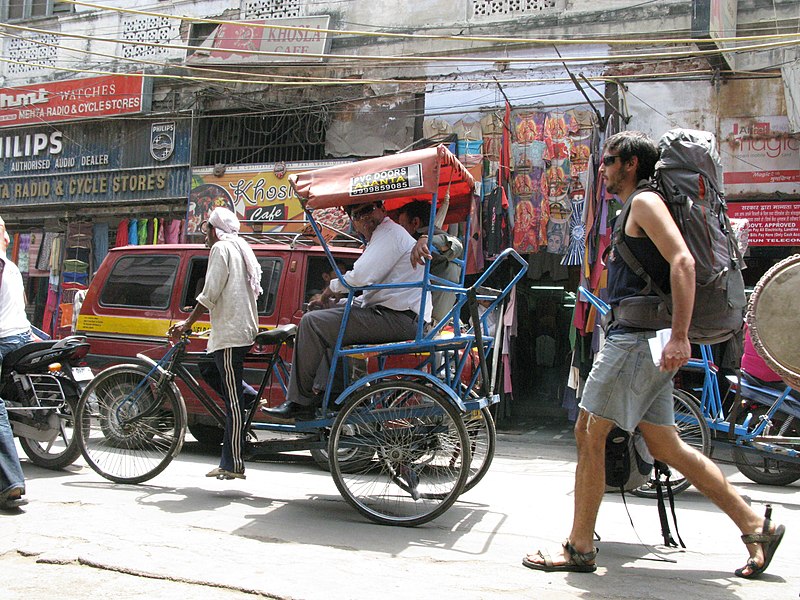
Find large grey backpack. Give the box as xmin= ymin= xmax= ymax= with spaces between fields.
xmin=611 ymin=128 xmax=746 ymax=344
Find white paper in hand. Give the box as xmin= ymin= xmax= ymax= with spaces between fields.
xmin=647 ymin=328 xmax=672 ymax=366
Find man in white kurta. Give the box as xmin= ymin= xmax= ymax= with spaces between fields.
xmin=169 ymin=208 xmax=260 ymax=479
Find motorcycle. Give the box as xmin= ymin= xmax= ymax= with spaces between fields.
xmin=1 ymin=335 xmax=93 ymax=470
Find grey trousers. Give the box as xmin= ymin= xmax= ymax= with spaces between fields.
xmin=287 ymin=305 xmax=417 ymax=406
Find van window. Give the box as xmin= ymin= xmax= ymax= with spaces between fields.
xmin=100 ymin=255 xmax=179 ymax=309
xmin=180 ymin=256 xmax=282 ymax=316
xmin=304 ymin=256 xmax=355 ymax=303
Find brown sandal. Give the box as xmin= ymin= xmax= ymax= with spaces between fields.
xmin=522 ymin=540 xmax=598 ymax=573
xmin=735 ymin=505 xmax=785 ymax=579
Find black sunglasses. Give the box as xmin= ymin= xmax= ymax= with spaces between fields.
xmin=602 ymin=155 xmax=621 ymax=166
xmin=351 ymin=204 xmax=379 ymax=220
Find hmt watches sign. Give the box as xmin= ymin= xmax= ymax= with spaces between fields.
xmin=0 ymin=74 xmax=150 ymax=128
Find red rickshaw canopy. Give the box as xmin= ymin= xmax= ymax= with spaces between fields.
xmin=289 ymin=145 xmax=476 ymax=223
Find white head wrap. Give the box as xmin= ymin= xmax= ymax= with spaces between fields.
xmin=208 ymin=207 xmax=263 ymax=297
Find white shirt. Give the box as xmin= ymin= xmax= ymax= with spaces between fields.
xmin=196 ymin=240 xmax=259 ymax=353
xmin=0 ymin=254 xmax=32 ymax=338
xmin=329 ymin=217 xmax=433 ymax=323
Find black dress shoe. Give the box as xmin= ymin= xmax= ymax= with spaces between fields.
xmin=261 ymin=400 xmax=315 ymax=421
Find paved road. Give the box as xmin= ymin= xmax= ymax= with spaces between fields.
xmin=2 ymin=423 xmax=797 ymax=600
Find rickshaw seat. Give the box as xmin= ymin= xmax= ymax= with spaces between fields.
xmin=255 ymin=324 xmax=298 ymax=346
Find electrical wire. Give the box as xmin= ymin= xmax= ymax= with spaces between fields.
xmin=58 ymin=0 xmax=800 ymax=47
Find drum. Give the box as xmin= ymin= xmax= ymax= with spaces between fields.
xmin=747 ymin=254 xmax=800 ymax=389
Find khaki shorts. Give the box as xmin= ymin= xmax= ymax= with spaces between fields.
xmin=579 ymin=331 xmax=676 ymax=432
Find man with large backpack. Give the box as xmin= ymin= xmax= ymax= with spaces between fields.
xmin=522 ymin=131 xmax=784 ymax=577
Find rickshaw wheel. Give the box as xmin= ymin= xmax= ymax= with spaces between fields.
xmin=328 ymin=380 xmax=470 ymax=526
xmin=338 ymin=375 xmax=496 ymax=494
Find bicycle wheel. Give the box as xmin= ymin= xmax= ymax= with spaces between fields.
xmin=18 ymin=386 xmax=82 ymax=470
xmin=328 ymin=380 xmax=471 ymax=526
xmin=76 ymin=364 xmax=186 ymax=484
xmin=732 ymin=407 xmax=800 ymax=486
xmin=632 ymin=389 xmax=711 ymax=498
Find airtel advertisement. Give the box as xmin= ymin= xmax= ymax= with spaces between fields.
xmin=721 ymin=116 xmax=800 ymax=198
xmin=0 ymin=74 xmax=150 ymax=128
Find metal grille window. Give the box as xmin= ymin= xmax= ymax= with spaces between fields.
xmin=242 ymin=0 xmax=301 ymax=19
xmin=471 ymin=0 xmax=560 ymax=19
xmin=197 ymin=110 xmax=327 ymax=166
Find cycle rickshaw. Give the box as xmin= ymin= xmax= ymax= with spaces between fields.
xmin=76 ymin=145 xmax=527 ymax=526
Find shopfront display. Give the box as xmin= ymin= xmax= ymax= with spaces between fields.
xmin=0 ymin=116 xmax=191 ymax=337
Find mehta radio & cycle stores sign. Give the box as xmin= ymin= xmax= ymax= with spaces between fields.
xmin=0 ymin=74 xmax=151 ymax=128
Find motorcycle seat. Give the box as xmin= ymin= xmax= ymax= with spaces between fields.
xmin=1 ymin=340 xmax=58 ymax=374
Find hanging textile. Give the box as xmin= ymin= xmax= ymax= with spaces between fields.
xmin=137 ymin=219 xmax=148 ymax=245
xmin=157 ymin=219 xmax=166 ymax=244
xmin=16 ymin=233 xmax=30 ymax=273
xmin=116 ymin=219 xmax=130 ymax=247
xmin=164 ymin=219 xmax=182 ymax=244
xmin=36 ymin=231 xmax=56 ymax=271
xmin=94 ymin=222 xmax=109 ymax=267
xmin=128 ymin=219 xmax=138 ymax=245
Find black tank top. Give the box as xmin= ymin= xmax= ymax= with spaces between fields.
xmin=607 ymin=232 xmax=670 ymax=306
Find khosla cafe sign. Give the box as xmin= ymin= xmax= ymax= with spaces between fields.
xmin=187 ymin=15 xmax=331 ymax=65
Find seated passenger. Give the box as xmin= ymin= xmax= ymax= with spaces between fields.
xmin=263 ymin=201 xmax=432 ymax=420
xmin=741 ymin=324 xmax=785 ymax=390
xmin=396 ymin=201 xmax=464 ymax=325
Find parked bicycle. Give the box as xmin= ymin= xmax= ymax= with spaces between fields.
xmin=681 ymin=344 xmax=800 ymax=486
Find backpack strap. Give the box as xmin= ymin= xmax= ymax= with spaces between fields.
xmin=611 ymin=185 xmax=671 ymax=305
xmin=655 ymin=462 xmax=686 ymax=548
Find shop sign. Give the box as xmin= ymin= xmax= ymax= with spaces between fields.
xmin=190 ymin=160 xmax=349 ymax=234
xmin=0 ymin=167 xmax=190 ymax=206
xmin=187 ymin=16 xmax=331 ymax=65
xmin=0 ymin=74 xmax=150 ymax=129
xmin=0 ymin=118 xmax=190 ymax=207
xmin=721 ymin=116 xmax=800 ymax=198
xmin=727 ymin=201 xmax=800 ymax=245
xmin=0 ymin=118 xmax=190 ymax=178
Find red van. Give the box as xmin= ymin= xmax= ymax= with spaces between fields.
xmin=76 ymin=241 xmax=359 ymax=446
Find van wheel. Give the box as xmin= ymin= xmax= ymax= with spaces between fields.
xmin=188 ymin=422 xmax=224 ymax=449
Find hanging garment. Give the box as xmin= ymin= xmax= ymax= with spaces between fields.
xmin=157 ymin=219 xmax=166 ymax=244
xmin=49 ymin=236 xmax=63 ymax=276
xmin=116 ymin=219 xmax=130 ymax=247
xmin=483 ymin=185 xmax=509 ymax=257
xmin=165 ymin=219 xmax=182 ymax=244
xmin=16 ymin=233 xmax=30 ymax=273
xmin=128 ymin=219 xmax=138 ymax=245
xmin=466 ymin=195 xmax=484 ymax=275
xmin=137 ymin=219 xmax=148 ymax=245
xmin=94 ymin=222 xmax=109 ymax=267
xmin=36 ymin=231 xmax=56 ymax=271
